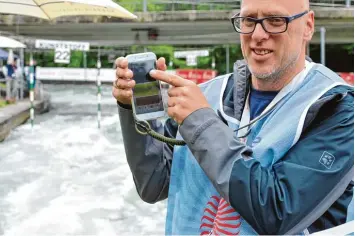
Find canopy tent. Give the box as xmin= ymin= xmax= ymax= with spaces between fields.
xmin=0 ymin=36 xmax=26 ymax=48
xmin=0 ymin=0 xmax=137 ymax=20
xmin=0 ymin=48 xmax=18 ymax=60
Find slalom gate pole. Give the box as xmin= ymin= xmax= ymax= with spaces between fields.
xmin=97 ymin=54 xmax=102 ymax=129
xmin=29 ymin=55 xmax=35 ymax=129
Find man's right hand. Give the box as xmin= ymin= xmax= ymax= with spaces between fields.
xmin=112 ymin=56 xmax=168 ymax=105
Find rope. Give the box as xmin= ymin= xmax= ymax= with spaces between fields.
xmin=135 ymin=120 xmax=186 ymax=146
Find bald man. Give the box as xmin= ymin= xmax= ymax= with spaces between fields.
xmin=113 ymin=0 xmax=354 ymax=234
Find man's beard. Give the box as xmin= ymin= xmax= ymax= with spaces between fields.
xmin=249 ymin=51 xmax=300 ymax=82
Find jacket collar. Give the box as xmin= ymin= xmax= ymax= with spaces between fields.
xmin=231 ymin=59 xmax=251 ymax=121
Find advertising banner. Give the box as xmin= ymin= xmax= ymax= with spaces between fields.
xmin=175 ymin=69 xmax=217 ymax=84
xmin=338 ymin=72 xmax=354 ymax=85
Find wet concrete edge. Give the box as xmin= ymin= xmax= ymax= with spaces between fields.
xmin=0 ymin=97 xmax=51 ymax=142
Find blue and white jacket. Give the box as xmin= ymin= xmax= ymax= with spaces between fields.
xmin=118 ymin=59 xmax=354 ymax=235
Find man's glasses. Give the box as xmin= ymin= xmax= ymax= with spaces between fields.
xmin=231 ymin=11 xmax=309 ymax=34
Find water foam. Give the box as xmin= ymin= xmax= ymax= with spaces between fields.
xmin=0 ymin=84 xmax=166 ymax=235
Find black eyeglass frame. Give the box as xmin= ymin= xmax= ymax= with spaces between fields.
xmin=230 ymin=10 xmax=309 ymax=34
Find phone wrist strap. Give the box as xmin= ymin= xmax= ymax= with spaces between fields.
xmin=134 ymin=119 xmax=186 ymax=146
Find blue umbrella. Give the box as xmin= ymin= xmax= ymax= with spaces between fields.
xmin=0 ymin=48 xmax=18 ymax=60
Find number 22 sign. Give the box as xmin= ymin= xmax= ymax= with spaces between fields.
xmin=54 ymin=48 xmax=71 ymax=64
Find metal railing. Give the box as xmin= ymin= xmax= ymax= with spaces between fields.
xmin=116 ymin=0 xmax=354 ymax=12
xmin=0 ymin=77 xmax=23 ymax=102
xmin=0 ymin=73 xmax=39 ymax=103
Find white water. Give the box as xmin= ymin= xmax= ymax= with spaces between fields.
xmin=0 ymin=84 xmax=166 ymax=236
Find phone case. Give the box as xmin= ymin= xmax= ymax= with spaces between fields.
xmin=126 ymin=52 xmax=166 ymax=121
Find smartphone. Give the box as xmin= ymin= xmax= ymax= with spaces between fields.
xmin=126 ymin=52 xmax=165 ymax=121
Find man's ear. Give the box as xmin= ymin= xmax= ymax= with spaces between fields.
xmin=304 ymin=10 xmax=315 ymax=42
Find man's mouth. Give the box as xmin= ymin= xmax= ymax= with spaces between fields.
xmin=253 ymin=49 xmax=273 ymax=55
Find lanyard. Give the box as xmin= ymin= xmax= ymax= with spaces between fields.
xmin=238 ymin=61 xmax=314 ymax=138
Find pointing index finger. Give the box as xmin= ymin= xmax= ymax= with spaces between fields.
xmin=149 ymin=70 xmax=191 ymax=87
xmin=115 ymin=57 xmax=128 ymax=69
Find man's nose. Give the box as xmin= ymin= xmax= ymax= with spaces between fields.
xmin=251 ymin=23 xmax=270 ymax=42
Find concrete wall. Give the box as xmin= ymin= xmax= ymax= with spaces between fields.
xmin=0 ymin=97 xmax=51 ymax=142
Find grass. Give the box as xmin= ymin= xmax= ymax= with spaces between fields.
xmin=0 ymin=100 xmax=7 ymax=108
xmin=0 ymin=83 xmax=8 ymax=108
xmin=0 ymin=98 xmax=17 ymax=108
xmin=133 ymin=82 xmax=160 ymax=97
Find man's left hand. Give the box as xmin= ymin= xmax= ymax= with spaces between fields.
xmin=150 ymin=70 xmax=210 ymax=124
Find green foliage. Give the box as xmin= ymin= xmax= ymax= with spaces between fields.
xmin=343 ymin=44 xmax=354 ymax=55
xmin=38 ymin=50 xmax=55 ymax=67
xmin=210 ymin=45 xmax=243 ymax=75
xmin=197 ymin=56 xmax=211 ymax=69
xmin=68 ymin=51 xmax=83 ymax=68
xmin=26 ymin=44 xmax=245 ymax=75
xmin=112 ymin=0 xmax=138 ymax=12
xmin=0 ymin=99 xmax=7 ymax=108
xmin=112 ymin=0 xmax=233 ymax=12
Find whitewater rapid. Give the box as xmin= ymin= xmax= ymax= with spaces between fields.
xmin=0 ymin=84 xmax=166 ymax=235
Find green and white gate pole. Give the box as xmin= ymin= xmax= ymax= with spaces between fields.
xmin=97 ymin=52 xmax=102 ymax=129
xmin=29 ymin=54 xmax=35 ymax=129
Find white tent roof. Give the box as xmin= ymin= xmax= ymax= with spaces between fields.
xmin=0 ymin=36 xmax=26 ymax=48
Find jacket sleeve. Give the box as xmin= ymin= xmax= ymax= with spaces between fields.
xmin=117 ymin=103 xmax=178 ymax=204
xmin=179 ymin=88 xmax=354 ymax=235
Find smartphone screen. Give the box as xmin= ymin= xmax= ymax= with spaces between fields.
xmin=129 ymin=59 xmax=164 ymax=115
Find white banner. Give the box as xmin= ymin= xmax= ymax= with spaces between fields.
xmin=35 ymin=39 xmax=90 ymax=51
xmin=36 ymin=67 xmax=115 ymax=82
xmin=174 ymin=50 xmax=209 ymax=58
xmin=36 ymin=67 xmax=176 ymax=83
